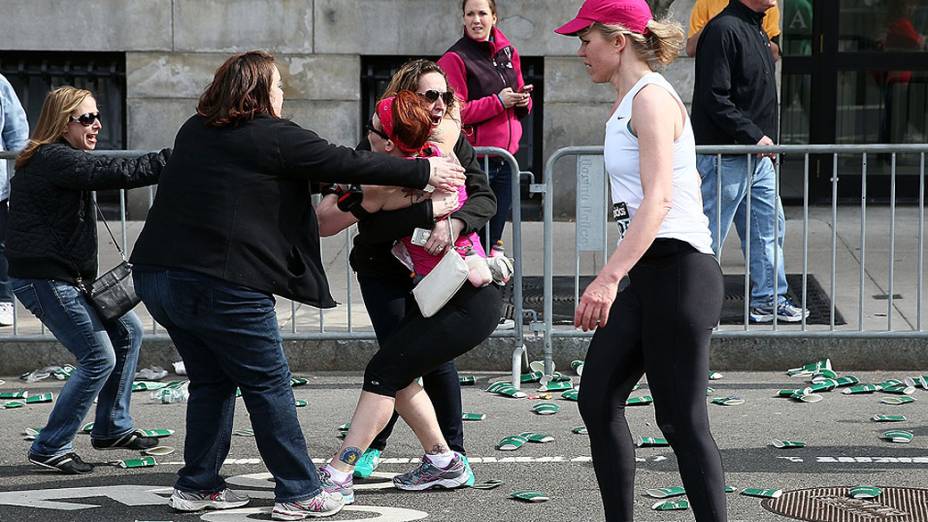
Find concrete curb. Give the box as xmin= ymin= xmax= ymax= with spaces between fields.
xmin=1 ymin=335 xmax=927 ymax=375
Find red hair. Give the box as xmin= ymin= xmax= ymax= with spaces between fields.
xmin=375 ymin=91 xmax=433 ymax=155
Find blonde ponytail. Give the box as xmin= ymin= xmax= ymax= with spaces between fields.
xmin=644 ymin=19 xmax=685 ymax=68
xmin=588 ymin=17 xmax=685 ymax=71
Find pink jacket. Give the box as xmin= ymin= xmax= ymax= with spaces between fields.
xmin=438 ymin=27 xmax=533 ymax=154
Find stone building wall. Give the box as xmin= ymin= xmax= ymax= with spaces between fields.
xmin=0 ymin=0 xmax=699 ymax=214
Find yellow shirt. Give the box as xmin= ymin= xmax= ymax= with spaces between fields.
xmin=688 ymin=0 xmax=781 ymax=39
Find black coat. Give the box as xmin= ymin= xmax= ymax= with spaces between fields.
xmin=7 ymin=142 xmax=169 ymax=284
xmin=130 ymin=114 xmax=431 ymax=308
xmin=349 ymin=133 xmax=496 ymax=279
xmin=691 ymin=0 xmax=779 ymax=145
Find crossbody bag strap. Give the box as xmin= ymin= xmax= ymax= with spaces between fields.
xmin=90 ymin=195 xmax=128 ymax=262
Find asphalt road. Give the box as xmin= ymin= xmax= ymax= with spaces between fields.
xmin=0 ymin=370 xmax=926 ymax=521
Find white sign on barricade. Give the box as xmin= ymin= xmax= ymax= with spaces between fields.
xmin=575 ymin=155 xmax=607 ymax=252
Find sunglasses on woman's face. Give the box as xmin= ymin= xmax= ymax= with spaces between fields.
xmin=366 ymin=120 xmax=390 ymax=141
xmin=418 ymin=90 xmax=455 ymax=105
xmin=69 ymin=112 xmax=101 ymax=126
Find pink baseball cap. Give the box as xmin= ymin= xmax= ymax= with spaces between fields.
xmin=554 ymin=0 xmax=653 ymax=36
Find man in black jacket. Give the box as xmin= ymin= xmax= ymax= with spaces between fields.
xmin=692 ymin=0 xmax=808 ymax=323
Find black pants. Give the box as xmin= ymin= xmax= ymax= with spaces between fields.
xmin=0 ymin=199 xmax=11 ymax=302
xmin=578 ymin=239 xmax=727 ymax=522
xmin=363 ymin=280 xmax=499 ymax=393
xmin=359 ymin=275 xmax=495 ymax=454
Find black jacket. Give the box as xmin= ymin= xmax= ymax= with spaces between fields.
xmin=349 ymin=133 xmax=496 ymax=279
xmin=7 ymin=142 xmax=169 ymax=283
xmin=691 ymin=0 xmax=778 ymax=146
xmin=130 ymin=114 xmax=431 ymax=308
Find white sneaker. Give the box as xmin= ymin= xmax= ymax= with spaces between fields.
xmin=486 ymin=256 xmax=514 ymax=285
xmin=169 ymin=488 xmax=250 ymax=512
xmin=0 ymin=302 xmax=13 ymax=326
xmin=272 ymin=490 xmax=344 ymax=519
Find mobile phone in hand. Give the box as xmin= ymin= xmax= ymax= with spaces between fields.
xmin=520 ymin=84 xmax=534 ymax=94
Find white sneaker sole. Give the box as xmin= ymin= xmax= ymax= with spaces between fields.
xmin=169 ymin=496 xmax=250 ymax=512
xmin=271 ymin=502 xmax=345 ymax=520
xmin=393 ymin=474 xmax=470 ymax=491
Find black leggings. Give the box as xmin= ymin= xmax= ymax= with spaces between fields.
xmin=358 ymin=274 xmax=466 ymax=454
xmin=578 ymin=239 xmax=727 ymax=522
xmin=363 ymin=283 xmax=500 ymax=398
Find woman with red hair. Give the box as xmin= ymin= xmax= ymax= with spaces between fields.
xmin=315 ymin=90 xmax=503 ymax=502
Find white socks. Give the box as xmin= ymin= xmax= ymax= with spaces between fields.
xmin=323 ymin=463 xmax=350 ymax=482
xmin=425 ymin=451 xmax=454 ymax=469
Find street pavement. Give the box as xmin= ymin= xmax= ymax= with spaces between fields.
xmin=0 ymin=370 xmax=926 ymax=521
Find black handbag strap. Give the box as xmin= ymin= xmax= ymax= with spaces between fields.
xmin=90 ymin=196 xmax=128 ymax=262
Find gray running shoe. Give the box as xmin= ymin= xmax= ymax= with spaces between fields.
xmin=393 ymin=452 xmax=470 ymax=491
xmin=272 ymin=491 xmax=344 ymax=520
xmin=486 ymin=255 xmax=514 ymax=285
xmin=750 ymin=298 xmax=810 ymax=323
xmin=169 ymin=488 xmax=250 ymax=512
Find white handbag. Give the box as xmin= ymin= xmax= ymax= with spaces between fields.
xmin=412 ymin=219 xmax=470 ymax=318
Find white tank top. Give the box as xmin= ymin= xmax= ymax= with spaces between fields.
xmin=604 ymin=72 xmax=713 ymax=255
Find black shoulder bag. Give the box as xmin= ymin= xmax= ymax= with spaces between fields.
xmin=76 ymin=200 xmax=140 ymax=321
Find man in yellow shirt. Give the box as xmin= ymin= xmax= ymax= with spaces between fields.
xmin=687 ymin=0 xmax=781 ymax=60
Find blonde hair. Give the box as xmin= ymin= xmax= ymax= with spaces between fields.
xmin=16 ymin=86 xmax=92 ymax=169
xmin=585 ymin=18 xmax=685 ymax=71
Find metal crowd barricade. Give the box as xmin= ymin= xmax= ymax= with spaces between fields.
xmin=540 ymin=144 xmax=928 ymax=376
xmin=0 ymin=147 xmax=529 ymax=387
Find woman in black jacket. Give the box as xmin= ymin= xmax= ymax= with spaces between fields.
xmin=8 ymin=86 xmax=169 ymax=475
xmin=130 ymin=51 xmax=465 ymax=521
xmin=319 ymin=59 xmax=496 ymax=481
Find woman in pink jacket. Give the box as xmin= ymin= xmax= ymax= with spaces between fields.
xmin=438 ymin=0 xmax=533 ymax=251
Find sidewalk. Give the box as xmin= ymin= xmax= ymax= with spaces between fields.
xmin=0 ymin=205 xmax=925 ymax=373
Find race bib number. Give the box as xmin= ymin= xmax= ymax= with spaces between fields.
xmin=613 ymin=202 xmax=630 ymax=240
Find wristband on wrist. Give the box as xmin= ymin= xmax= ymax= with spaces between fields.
xmin=336 ymin=184 xmax=364 ymax=213
xmin=496 ymin=93 xmax=505 ymax=108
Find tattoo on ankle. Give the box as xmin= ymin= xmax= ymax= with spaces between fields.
xmin=339 ymin=447 xmax=362 ymax=466
xmin=428 ymin=444 xmax=449 ymax=455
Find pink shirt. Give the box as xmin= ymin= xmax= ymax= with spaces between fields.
xmin=400 ymin=144 xmax=486 ymax=275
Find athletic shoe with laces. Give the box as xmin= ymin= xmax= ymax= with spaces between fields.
xmin=318 ymin=466 xmax=355 ymax=504
xmin=750 ymin=298 xmax=810 ymax=323
xmin=352 ymin=448 xmax=382 ymax=479
xmin=460 ymin=453 xmax=475 ymax=487
xmin=272 ymin=490 xmax=344 ymax=520
xmin=28 ymin=451 xmax=94 ymax=474
xmin=486 ymin=256 xmax=514 ymax=285
xmin=169 ymin=488 xmax=250 ymax=512
xmin=91 ymin=428 xmax=159 ymax=451
xmin=393 ymin=452 xmax=470 ymax=491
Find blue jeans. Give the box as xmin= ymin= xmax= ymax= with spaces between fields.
xmin=697 ymin=154 xmax=788 ymax=308
xmin=133 ymin=267 xmax=321 ymax=502
xmin=0 ymin=200 xmax=12 ymax=302
xmin=480 ymin=159 xmax=512 ymax=251
xmin=10 ymin=277 xmax=143 ymax=457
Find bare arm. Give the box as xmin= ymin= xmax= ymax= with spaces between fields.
xmin=317 ymin=184 xmax=459 ymax=237
xmin=316 ymin=193 xmax=358 ymax=237
xmin=574 ymin=86 xmax=679 ymax=331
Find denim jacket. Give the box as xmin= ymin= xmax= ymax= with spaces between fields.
xmin=0 ymin=74 xmax=29 ymax=201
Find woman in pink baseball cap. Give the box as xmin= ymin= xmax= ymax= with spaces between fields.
xmin=557 ymin=1 xmax=727 ymax=521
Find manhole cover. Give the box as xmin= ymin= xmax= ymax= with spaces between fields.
xmin=763 ymin=486 xmax=928 ymax=521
